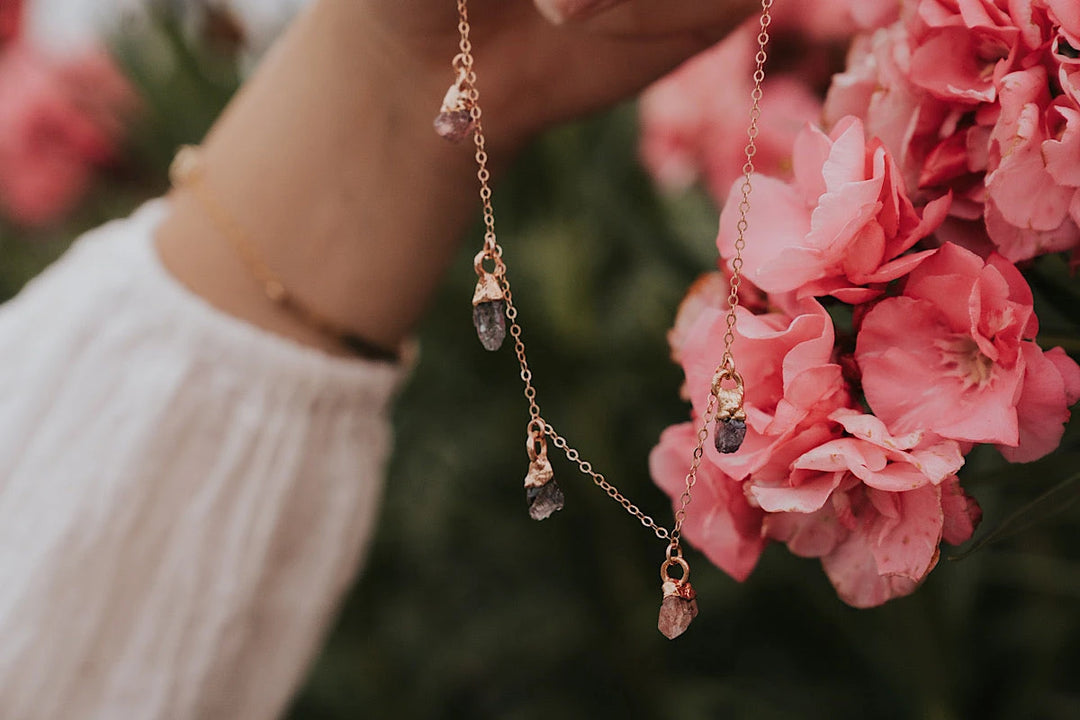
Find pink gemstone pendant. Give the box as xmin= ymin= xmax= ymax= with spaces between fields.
xmin=658 ymin=552 xmax=698 ymax=639
xmin=658 ymin=580 xmax=698 ymax=640
xmin=434 ymin=108 xmax=475 ymax=143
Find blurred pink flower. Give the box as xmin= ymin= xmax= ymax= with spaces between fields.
xmin=782 ymin=0 xmax=900 ymax=40
xmin=856 ymin=242 xmax=1080 ymax=461
xmin=1 ymin=0 xmax=22 ymax=46
xmin=0 ymin=41 xmax=135 ymax=227
xmin=639 ymin=21 xmax=822 ymax=200
xmin=717 ymin=117 xmax=950 ymax=302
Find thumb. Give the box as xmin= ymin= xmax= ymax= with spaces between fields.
xmin=532 ymin=0 xmax=628 ymax=24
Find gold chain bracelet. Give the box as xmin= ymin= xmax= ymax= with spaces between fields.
xmin=168 ymin=146 xmax=399 ymax=362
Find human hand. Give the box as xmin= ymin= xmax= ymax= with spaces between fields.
xmin=159 ymin=0 xmax=761 ymax=354
xmin=350 ymin=0 xmax=759 ymax=150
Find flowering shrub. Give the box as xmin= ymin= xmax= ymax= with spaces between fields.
xmin=646 ymin=1 xmax=1080 ymax=607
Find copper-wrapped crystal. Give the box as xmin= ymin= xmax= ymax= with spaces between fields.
xmin=658 ymin=555 xmax=698 ymax=639
xmin=712 ymin=370 xmax=747 ymax=454
xmin=434 ymin=81 xmax=475 ymax=143
xmin=524 ymin=425 xmax=563 ymax=520
xmin=472 ymin=298 xmax=506 ymax=351
xmin=715 ymin=417 xmax=747 ymax=454
xmin=434 ymin=109 xmax=475 ymax=143
xmin=526 ymin=482 xmax=565 ymax=521
xmin=472 ymin=252 xmax=507 ymax=351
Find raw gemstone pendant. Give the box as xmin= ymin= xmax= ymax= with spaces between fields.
xmin=434 ymin=108 xmax=475 ymax=142
xmin=657 ymin=588 xmax=699 ymax=640
xmin=712 ymin=372 xmax=747 ymax=454
xmin=526 ymin=481 xmax=565 ymax=521
xmin=658 ymin=553 xmax=699 ymax=639
xmin=434 ymin=81 xmax=475 ymax=143
xmin=714 ymin=417 xmax=747 ymax=454
xmin=472 ymin=253 xmax=506 ymax=351
xmin=524 ymin=424 xmax=563 ymax=520
xmin=472 ymin=299 xmax=507 ymax=351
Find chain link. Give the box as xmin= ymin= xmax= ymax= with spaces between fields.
xmin=451 ymin=0 xmax=773 ymax=550
xmin=456 ymin=0 xmax=498 ymax=255
xmin=723 ymin=0 xmax=772 ymax=374
xmin=542 ymin=423 xmax=671 ymax=540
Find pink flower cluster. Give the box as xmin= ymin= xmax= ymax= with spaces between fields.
xmin=0 ymin=0 xmax=135 ymax=228
xmin=645 ymin=1 xmax=1080 ymax=607
xmin=825 ymin=0 xmax=1080 ymax=261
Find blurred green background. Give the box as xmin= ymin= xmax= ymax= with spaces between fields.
xmin=3 ymin=9 xmax=1080 ymax=720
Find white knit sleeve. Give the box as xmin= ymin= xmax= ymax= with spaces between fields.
xmin=0 ymin=200 xmax=406 ymax=719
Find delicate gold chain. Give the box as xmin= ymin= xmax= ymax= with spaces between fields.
xmin=671 ymin=0 xmax=773 ymax=547
xmin=724 ymin=0 xmax=773 ymax=373
xmin=456 ymin=0 xmax=499 ymax=258
xmin=452 ymin=0 xmax=772 ymax=548
xmin=543 ymin=421 xmax=671 ymax=540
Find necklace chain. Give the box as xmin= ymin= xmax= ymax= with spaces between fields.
xmin=452 ymin=0 xmax=772 ymax=549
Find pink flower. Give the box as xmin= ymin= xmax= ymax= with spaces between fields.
xmin=0 ymin=42 xmax=135 ymax=227
xmin=667 ymin=271 xmax=767 ymax=372
xmin=856 ymin=242 xmax=1080 ymax=461
xmin=984 ymin=66 xmax=1080 ymax=260
xmin=826 ymin=26 xmax=918 ymax=173
xmin=782 ymin=409 xmax=965 ymax=494
xmin=717 ymin=116 xmax=950 ymax=302
xmin=652 ymin=255 xmax=987 ymax=606
xmin=1048 ymin=0 xmax=1080 ymax=51
xmin=765 ymin=476 xmax=978 ymax=607
xmin=823 ymin=3 xmax=1080 ymax=261
xmin=650 ymin=422 xmax=765 ymax=582
xmin=906 ymin=0 xmax=1025 ymax=105
xmin=825 ymin=22 xmax=985 ymax=207
xmin=656 ymin=399 xmax=977 ymax=606
xmin=677 ymin=296 xmax=851 ymax=483
xmin=1003 ymin=344 xmax=1080 ymax=463
xmin=639 ymin=22 xmax=822 ymax=200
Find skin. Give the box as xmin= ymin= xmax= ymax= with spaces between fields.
xmin=156 ymin=0 xmax=758 ymax=356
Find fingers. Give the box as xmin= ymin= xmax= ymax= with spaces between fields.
xmin=532 ymin=0 xmax=628 ymax=25
xmin=532 ymin=0 xmax=759 ymax=42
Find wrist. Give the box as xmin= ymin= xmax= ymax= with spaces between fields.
xmin=158 ymin=0 xmax=513 ymax=356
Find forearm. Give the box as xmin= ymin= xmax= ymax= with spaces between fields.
xmin=157 ymin=0 xmax=484 ymax=355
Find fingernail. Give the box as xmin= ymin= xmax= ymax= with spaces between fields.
xmin=535 ymin=0 xmax=625 ymax=24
